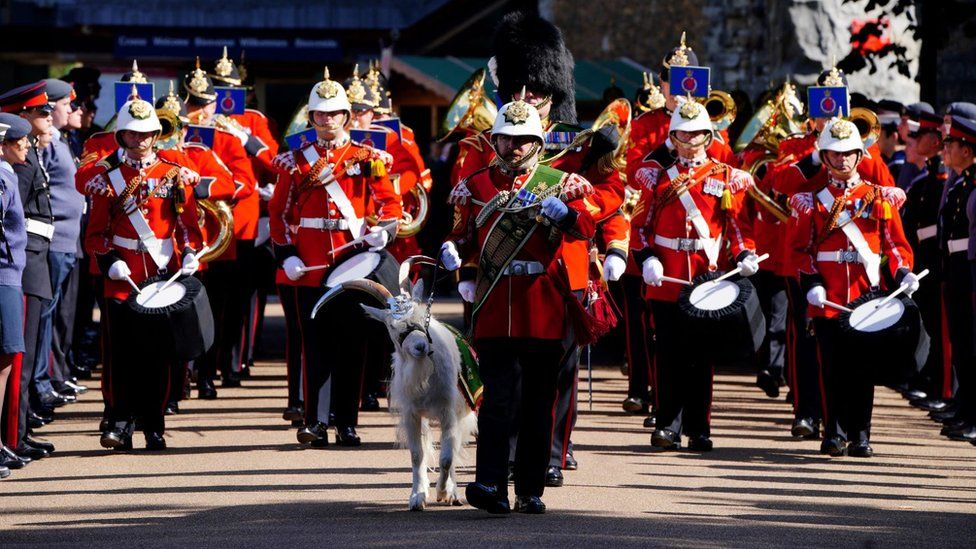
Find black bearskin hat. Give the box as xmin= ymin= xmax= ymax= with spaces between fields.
xmin=491 ymin=11 xmax=576 ymax=124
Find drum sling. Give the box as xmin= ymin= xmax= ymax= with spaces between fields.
xmin=814 ymin=187 xmax=881 ymax=286
xmin=106 ymin=166 xmax=178 ymax=270
xmin=301 ymin=146 xmax=365 ymax=238
xmin=471 ymin=164 xmax=567 ymax=318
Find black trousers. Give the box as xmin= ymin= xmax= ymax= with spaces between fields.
xmin=549 ymin=343 xmax=579 ymax=468
xmin=912 ymin=265 xmax=951 ymax=399
xmin=197 ymin=256 xmax=248 ymax=382
xmin=754 ymin=270 xmax=787 ymax=378
xmin=228 ymin=240 xmax=260 ymax=375
xmin=814 ymin=317 xmax=875 ymax=442
xmin=277 ymin=284 xmax=304 ymax=409
xmin=945 ymin=255 xmax=974 ymax=421
xmin=475 ymin=337 xmax=562 ymax=499
xmin=51 ymin=255 xmax=80 ymax=388
xmin=649 ymin=300 xmax=713 ymax=437
xmin=296 ymin=286 xmax=367 ymax=427
xmin=785 ymin=278 xmax=823 ymax=422
xmin=103 ymin=299 xmax=172 ymax=434
xmin=620 ymin=274 xmax=653 ymax=402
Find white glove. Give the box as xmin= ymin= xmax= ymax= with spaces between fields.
xmin=440 ymin=241 xmax=462 ymax=271
xmin=364 ymin=226 xmax=390 ymax=251
xmin=225 ymin=123 xmax=249 ymax=148
xmin=107 ymin=260 xmax=131 ymax=281
xmin=180 ymin=253 xmax=200 ymax=275
xmin=458 ymin=280 xmax=476 ymax=303
xmin=540 ymin=196 xmax=570 ymax=222
xmin=737 ymin=252 xmax=761 ymax=277
xmin=901 ymin=272 xmax=921 ymax=297
xmin=283 ymin=256 xmax=306 ymax=281
xmin=603 ymin=254 xmax=627 ymax=282
xmin=258 ymin=183 xmax=275 ymax=201
xmin=806 ymin=285 xmax=827 ymax=309
xmin=641 ymin=257 xmax=665 ymax=287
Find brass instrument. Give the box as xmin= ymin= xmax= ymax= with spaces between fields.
xmin=366 ymin=174 xmax=430 ymax=239
xmin=439 ymin=68 xmax=497 ymax=141
xmin=197 ymin=198 xmax=235 ymax=262
xmin=847 ymin=107 xmax=881 ymax=149
xmin=154 ymin=108 xmax=184 ymax=150
xmin=591 ymin=98 xmax=632 ymax=175
xmin=702 ymin=90 xmax=737 ymax=132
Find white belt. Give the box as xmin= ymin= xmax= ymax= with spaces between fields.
xmin=917 ymin=225 xmax=937 ymax=242
xmin=112 ymin=235 xmax=175 ymax=259
xmin=299 ymin=217 xmax=349 ymax=231
xmin=948 ymin=238 xmax=969 ymax=254
xmin=817 ymin=250 xmax=866 ymax=264
xmin=502 ymin=260 xmax=544 ymax=276
xmin=25 ymin=219 xmax=55 ymax=240
xmin=654 ymin=234 xmax=716 ymax=252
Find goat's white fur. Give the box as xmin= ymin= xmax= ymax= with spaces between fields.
xmin=362 ymin=280 xmax=478 ymax=511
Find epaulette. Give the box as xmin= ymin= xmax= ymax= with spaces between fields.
xmin=727 ymin=168 xmax=755 ymax=193
xmin=83 ymin=173 xmax=111 ymax=196
xmin=272 ymin=149 xmax=298 ymax=175
xmin=789 ymin=192 xmax=814 ymax=215
xmin=643 ymin=143 xmax=677 ymax=169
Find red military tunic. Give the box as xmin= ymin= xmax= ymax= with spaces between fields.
xmin=447 ymin=166 xmax=596 ymax=340
xmin=449 ymin=126 xmax=624 ymax=291
xmin=209 ymin=127 xmax=258 ymax=253
xmin=77 ymin=132 xmax=198 ymax=194
xmin=631 ymin=147 xmax=756 ymax=302
xmin=268 ymin=138 xmax=402 ymax=287
xmin=790 ymin=175 xmax=913 ymax=319
xmin=626 ymin=107 xmax=737 ymax=188
xmin=83 ymin=154 xmax=204 ymax=300
xmin=230 ymin=109 xmax=280 ymax=252
xmin=366 ymin=124 xmax=425 ymax=261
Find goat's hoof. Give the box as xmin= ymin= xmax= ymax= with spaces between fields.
xmin=409 ymin=492 xmax=427 ymax=511
xmin=437 ymin=489 xmax=461 ymax=506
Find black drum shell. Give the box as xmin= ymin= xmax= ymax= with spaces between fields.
xmin=123 ymin=275 xmax=215 ymax=362
xmin=676 ymin=271 xmax=766 ymax=363
xmin=836 ymin=290 xmax=929 ymax=386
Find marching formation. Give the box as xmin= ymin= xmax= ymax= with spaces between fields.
xmin=0 ymin=11 xmax=972 ymax=519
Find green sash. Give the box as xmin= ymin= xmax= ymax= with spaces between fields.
xmin=471 ymin=164 xmax=568 ymax=317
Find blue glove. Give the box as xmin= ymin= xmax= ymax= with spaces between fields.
xmin=541 ymin=196 xmax=569 ymax=222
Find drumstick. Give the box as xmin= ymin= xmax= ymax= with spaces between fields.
xmin=875 ymin=268 xmax=930 ymax=309
xmin=297 ymin=264 xmax=332 ymax=273
xmin=822 ymin=300 xmax=854 ymax=314
xmin=660 ymin=275 xmax=693 ymax=286
xmin=328 ymin=221 xmax=398 ymax=256
xmin=124 ymin=275 xmax=142 ymax=295
xmin=143 ymin=270 xmax=183 ymax=304
xmin=709 ymin=253 xmax=771 ymax=285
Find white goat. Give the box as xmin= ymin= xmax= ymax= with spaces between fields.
xmin=362 ymin=279 xmax=478 ymax=511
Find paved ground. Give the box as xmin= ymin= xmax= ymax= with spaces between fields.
xmin=2 ymin=300 xmax=975 ymax=548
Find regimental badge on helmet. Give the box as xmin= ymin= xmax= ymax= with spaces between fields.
xmin=128 ymin=99 xmax=152 ymax=120
xmin=822 ymin=66 xmax=845 ymax=87
xmin=666 ymin=32 xmax=691 ymax=68
xmin=161 ymin=81 xmax=182 ymax=115
xmin=503 ymin=98 xmax=531 ymax=125
xmin=189 ymin=63 xmax=209 ymax=95
xmin=316 ymin=67 xmax=342 ymax=100
xmin=346 ymin=66 xmax=367 ymax=104
xmin=215 ymin=47 xmax=234 ymax=78
xmin=679 ymin=101 xmax=703 ymax=120
xmin=122 ymin=60 xmax=148 ymax=84
xmin=830 ymin=119 xmax=855 ymax=140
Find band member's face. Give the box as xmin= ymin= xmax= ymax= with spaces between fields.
xmin=516 ymin=89 xmax=551 ymax=121
xmin=943 ymin=140 xmax=975 ymax=172
xmin=22 ymin=107 xmax=52 ymax=136
xmin=495 ymin=134 xmax=537 ymax=163
xmin=188 ymin=101 xmax=217 ymax=124
xmin=351 ymin=108 xmax=374 ymax=129
xmin=312 ymin=110 xmax=348 ymax=139
xmin=0 ymin=136 xmax=30 ymax=164
xmin=51 ymin=96 xmax=73 ymax=130
xmin=823 ymin=149 xmax=861 ymax=175
xmin=672 ymin=129 xmax=710 ymax=159
xmin=119 ymin=129 xmax=158 ymax=155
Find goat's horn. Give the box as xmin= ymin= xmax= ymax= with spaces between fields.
xmin=398 ymin=255 xmax=437 ymax=295
xmin=311 ymin=279 xmax=394 ymax=319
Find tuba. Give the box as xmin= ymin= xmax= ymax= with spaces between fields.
xmin=702 ymin=90 xmax=737 ymax=132
xmin=848 ymin=107 xmax=881 ymax=149
xmin=197 ymin=198 xmax=235 ymax=262
xmin=439 ymin=69 xmax=497 ymax=141
xmin=154 ymin=108 xmax=183 ymax=150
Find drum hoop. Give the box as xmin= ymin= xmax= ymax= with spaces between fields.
xmin=326 ymin=251 xmax=382 ymax=287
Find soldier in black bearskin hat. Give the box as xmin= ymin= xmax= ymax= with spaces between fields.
xmin=448 ymin=11 xmax=626 ymax=495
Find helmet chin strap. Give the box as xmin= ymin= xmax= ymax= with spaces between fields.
xmin=822 ymin=150 xmax=862 ymax=177
xmin=493 ymin=140 xmax=542 ymax=173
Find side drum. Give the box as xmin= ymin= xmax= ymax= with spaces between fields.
xmin=123 ymin=275 xmax=215 ymax=362
xmin=677 ymin=271 xmax=766 ymax=363
xmin=836 ymin=290 xmax=929 ymax=386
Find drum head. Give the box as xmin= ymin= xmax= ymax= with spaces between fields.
xmin=688 ymin=280 xmax=741 ymax=312
xmin=848 ymin=298 xmax=905 ymax=333
xmin=135 ymin=281 xmax=187 ymax=309
xmin=327 ymin=252 xmax=382 ymax=287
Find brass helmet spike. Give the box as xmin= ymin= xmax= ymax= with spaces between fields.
xmin=519 ymin=85 xmax=527 ymax=101
xmin=680 ymin=31 xmax=687 ymax=49
xmin=130 ymin=84 xmax=139 ymax=99
xmin=132 ymin=59 xmax=139 ymax=73
xmin=195 ymin=56 xmax=201 ymax=70
xmin=323 ymin=66 xmax=330 ymax=80
xmin=222 ymin=46 xmax=228 ymax=60
xmin=168 ymin=80 xmax=174 ymax=95
xmin=642 ymin=72 xmax=651 ymax=89
xmin=352 ymin=63 xmax=360 ymax=78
